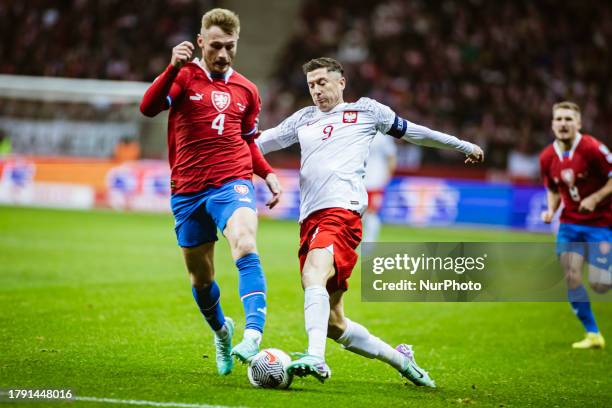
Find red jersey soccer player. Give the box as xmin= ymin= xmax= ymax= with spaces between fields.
xmin=140 ymin=9 xmax=281 ymax=375
xmin=540 ymin=101 xmax=612 ymax=349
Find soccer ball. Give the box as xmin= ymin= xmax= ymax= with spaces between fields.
xmin=247 ymin=348 xmax=293 ymax=389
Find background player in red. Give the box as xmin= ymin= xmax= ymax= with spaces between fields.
xmin=140 ymin=8 xmax=281 ymax=374
xmin=540 ymin=101 xmax=612 ymax=349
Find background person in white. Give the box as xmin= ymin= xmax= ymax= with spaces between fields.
xmin=363 ymin=132 xmax=397 ymax=243
xmin=257 ymin=57 xmax=484 ymax=386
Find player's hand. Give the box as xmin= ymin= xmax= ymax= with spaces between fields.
xmin=541 ymin=210 xmax=554 ymax=224
xmin=171 ymin=41 xmax=194 ymax=68
xmin=265 ymin=173 xmax=282 ymax=209
xmin=579 ymin=195 xmax=598 ymax=213
xmin=465 ymin=144 xmax=484 ymax=164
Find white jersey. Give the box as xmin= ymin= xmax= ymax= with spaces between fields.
xmin=364 ymin=132 xmax=397 ymax=190
xmin=257 ymin=97 xmax=475 ymax=222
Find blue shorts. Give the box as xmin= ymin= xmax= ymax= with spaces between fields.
xmin=556 ymin=223 xmax=612 ymax=269
xmin=171 ymin=179 xmax=257 ymax=247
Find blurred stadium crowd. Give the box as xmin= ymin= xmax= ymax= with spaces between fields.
xmin=0 ymin=0 xmax=210 ymax=81
xmin=266 ymin=0 xmax=611 ymax=171
xmin=1 ymin=0 xmax=610 ymax=173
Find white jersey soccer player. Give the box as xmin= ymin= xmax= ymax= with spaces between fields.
xmin=257 ymin=99 xmax=474 ymax=222
xmin=363 ymin=132 xmax=397 ymax=242
xmin=257 ymin=57 xmax=484 ymax=387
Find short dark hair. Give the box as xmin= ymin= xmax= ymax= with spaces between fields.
xmin=302 ymin=57 xmax=344 ymax=75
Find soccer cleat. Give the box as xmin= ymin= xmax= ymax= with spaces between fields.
xmin=572 ymin=332 xmax=605 ymax=349
xmin=214 ymin=317 xmax=234 ymax=375
xmin=287 ymin=353 xmax=331 ymax=383
xmin=396 ymin=344 xmax=436 ymax=388
xmin=231 ymin=337 xmax=260 ymax=363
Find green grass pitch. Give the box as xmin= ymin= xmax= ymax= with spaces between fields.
xmin=1 ymin=206 xmax=610 ymax=407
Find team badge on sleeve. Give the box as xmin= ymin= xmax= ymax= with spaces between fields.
xmin=211 ymin=91 xmax=231 ymax=112
xmin=342 ymin=111 xmax=358 ymax=123
xmin=234 ymin=184 xmax=249 ymax=195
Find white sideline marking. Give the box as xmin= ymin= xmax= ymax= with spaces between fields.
xmin=75 ymin=396 xmax=244 ymax=408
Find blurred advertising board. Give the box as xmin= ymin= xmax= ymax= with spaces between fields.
xmin=0 ymin=157 xmax=94 ymax=209
xmin=0 ymin=159 xmax=550 ymax=232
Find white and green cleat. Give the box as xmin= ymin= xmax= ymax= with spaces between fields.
xmin=396 ymin=344 xmax=436 ymax=388
xmin=214 ymin=317 xmax=234 ymax=375
xmin=231 ymin=337 xmax=260 ymax=363
xmin=287 ymin=353 xmax=331 ymax=383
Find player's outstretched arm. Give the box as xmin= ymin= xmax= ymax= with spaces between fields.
xmin=395 ymin=121 xmax=484 ymax=164
xmin=255 ymin=109 xmax=303 ymax=155
xmin=255 ymin=129 xmax=293 ymax=154
xmin=140 ymin=41 xmax=194 ymax=117
xmin=465 ymin=144 xmax=485 ymax=164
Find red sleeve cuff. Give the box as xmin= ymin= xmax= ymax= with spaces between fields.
xmin=247 ymin=140 xmax=273 ymax=178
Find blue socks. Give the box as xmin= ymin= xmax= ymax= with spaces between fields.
xmin=236 ymin=253 xmax=267 ymax=333
xmin=192 ymin=281 xmax=225 ymax=332
xmin=568 ymin=285 xmax=599 ymax=333
xmin=191 ymin=253 xmax=266 ymax=335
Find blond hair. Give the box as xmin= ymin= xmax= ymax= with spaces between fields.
xmin=201 ymin=8 xmax=240 ymax=35
xmin=553 ymin=101 xmax=581 ymax=117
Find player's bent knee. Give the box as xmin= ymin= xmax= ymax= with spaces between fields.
xmin=302 ymin=267 xmax=328 ymax=287
xmin=182 ymin=245 xmax=215 ymax=286
xmin=190 ymin=273 xmax=215 ymax=289
xmin=233 ymin=234 xmax=257 ymax=257
xmin=564 ymin=270 xmax=582 ymax=288
xmin=302 ymin=250 xmax=335 ymax=287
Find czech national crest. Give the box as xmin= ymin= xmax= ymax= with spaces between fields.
xmin=234 ymin=184 xmax=249 ymax=195
xmin=211 ymin=91 xmax=231 ymax=112
xmin=561 ymin=168 xmax=575 ymax=185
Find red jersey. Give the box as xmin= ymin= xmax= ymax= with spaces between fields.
xmin=141 ymin=60 xmax=269 ymax=194
xmin=540 ymin=134 xmax=612 ymax=227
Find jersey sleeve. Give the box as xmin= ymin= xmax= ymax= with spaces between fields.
xmin=363 ymin=98 xmax=473 ymax=155
xmin=167 ymin=68 xmax=189 ymax=106
xmin=241 ymin=87 xmax=261 ymax=139
xmin=400 ymin=122 xmax=474 ymax=154
xmin=539 ymin=151 xmax=557 ymax=192
xmin=589 ymin=139 xmax=612 ymax=178
xmin=256 ymin=108 xmax=305 ymax=154
xmin=246 ymin=138 xmax=274 ymax=178
xmin=140 ymin=64 xmax=188 ymax=116
xmin=360 ymin=98 xmax=396 ymax=133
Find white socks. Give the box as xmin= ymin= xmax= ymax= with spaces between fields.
xmin=243 ymin=328 xmax=262 ymax=346
xmin=336 ymin=318 xmax=405 ymax=370
xmin=304 ymin=285 xmax=330 ymax=358
xmin=363 ymin=212 xmax=382 ymax=243
xmin=303 ymin=286 xmax=403 ymax=370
